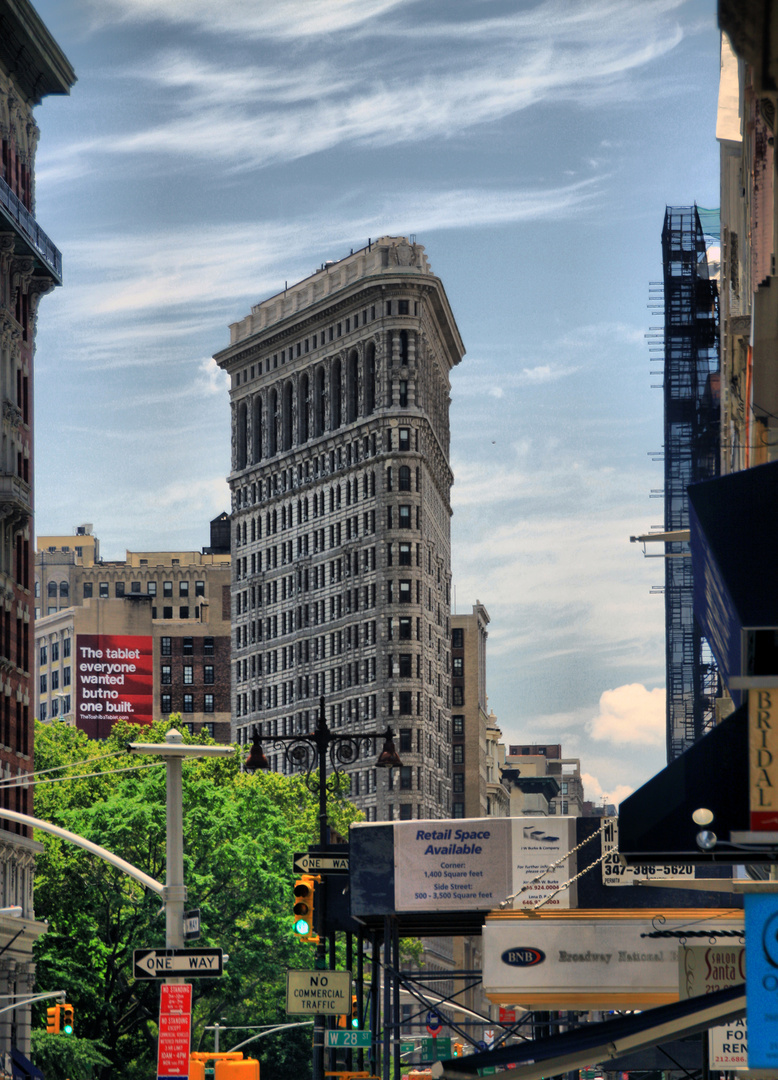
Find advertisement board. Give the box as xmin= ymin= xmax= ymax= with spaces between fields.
xmin=482 ymin=909 xmax=744 ymax=1008
xmin=601 ymin=819 xmax=694 ymax=886
xmin=745 ymin=894 xmax=778 ymax=1068
xmin=393 ymin=817 xmax=578 ymax=914
xmin=679 ymin=944 xmax=747 ymax=1069
xmin=76 ymin=634 xmax=154 ymax=737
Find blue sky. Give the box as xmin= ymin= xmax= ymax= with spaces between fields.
xmin=30 ymin=0 xmax=721 ymax=803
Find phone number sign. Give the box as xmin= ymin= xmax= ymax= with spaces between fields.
xmin=601 ymin=819 xmax=694 ymax=886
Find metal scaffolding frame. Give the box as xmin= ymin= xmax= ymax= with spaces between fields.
xmin=659 ymin=206 xmax=721 ymax=762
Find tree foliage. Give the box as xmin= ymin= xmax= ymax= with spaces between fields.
xmin=30 ymin=719 xmax=361 ymax=1079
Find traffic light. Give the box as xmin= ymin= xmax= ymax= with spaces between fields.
xmin=293 ymin=875 xmax=319 ymax=943
xmin=46 ymin=1005 xmax=60 ymax=1034
xmin=338 ymin=994 xmax=359 ymax=1029
xmin=61 ymin=1004 xmax=74 ymax=1035
xmin=453 ymin=1043 xmax=464 ymax=1057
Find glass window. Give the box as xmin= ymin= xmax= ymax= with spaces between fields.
xmin=183 ymin=665 xmax=193 ymax=685
xmin=161 ymin=637 xmax=172 ymax=656
xmin=163 ymin=581 xmax=173 ymax=597
xmin=51 ymin=641 xmax=59 ymax=662
xmin=161 ymin=665 xmax=171 ymax=685
xmin=179 ymin=581 xmax=189 ymax=597
xmin=453 ymin=745 xmax=464 ymax=764
xmin=99 ymin=582 xmax=109 ymax=598
xmin=183 ymin=694 xmax=194 ymax=713
xmin=39 ymin=674 xmax=47 ymax=693
xmin=204 ymin=694 xmax=214 ymax=714
xmin=203 ymin=721 xmax=215 ymax=735
xmin=180 ymin=607 xmax=190 ymax=619
xmin=452 ymin=802 xmax=465 ymax=819
xmin=115 ymin=582 xmax=125 ymax=597
xmin=47 ymin=581 xmax=57 ymax=598
xmin=399 ymin=580 xmax=411 ymax=603
xmin=59 ymin=581 xmax=69 ymax=598
xmin=63 ymin=637 xmax=71 ymax=658
xmin=399 ymin=728 xmax=412 ymax=752
xmin=148 ymin=582 xmax=157 ymax=597
xmin=131 ymin=581 xmax=141 ymax=593
xmin=453 ymin=774 xmax=464 ymax=793
xmin=453 ymin=657 xmax=463 ymax=676
xmin=452 ymin=687 xmax=464 ymax=706
xmin=399 ymin=691 xmax=412 ymax=715
xmin=399 ymin=543 xmax=412 ymax=566
xmin=399 ymin=803 xmax=412 ymax=820
xmin=161 ymin=693 xmax=172 ymax=714
xmin=163 ymin=607 xmax=173 ymax=620
xmin=452 ymin=715 xmax=464 ymax=735
xmin=399 ymin=617 xmax=411 ymax=640
xmin=452 ymin=628 xmax=464 ymax=649
xmin=203 ymin=665 xmax=214 ymax=685
xmin=399 ymin=766 xmax=412 ymax=790
xmin=399 ymin=654 xmax=412 ymax=678
xmin=183 ymin=638 xmax=193 ymax=655
xmin=398 ymin=428 xmax=410 ymax=451
xmin=399 ymin=505 xmax=411 ymax=528
xmin=34 ymin=580 xmax=40 ymax=598
xmin=203 ymin=637 xmax=214 ymax=654
xmin=39 ymin=644 xmax=47 ymax=665
xmin=51 ymin=670 xmax=59 ymax=690
xmin=83 ymin=583 xmax=93 ymax=599
xmin=195 ymin=581 xmax=205 ymax=597
xmin=39 ymin=703 xmax=47 ymax=722
xmin=63 ymin=667 xmax=71 ymax=687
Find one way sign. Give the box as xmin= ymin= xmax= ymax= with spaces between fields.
xmin=133 ymin=948 xmax=223 ymax=979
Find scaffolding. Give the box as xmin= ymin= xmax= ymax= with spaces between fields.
xmin=659 ymin=206 xmax=721 ymax=762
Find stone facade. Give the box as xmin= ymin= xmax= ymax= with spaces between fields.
xmin=215 ymin=236 xmax=464 ymax=820
xmin=0 ymin=0 xmax=75 ymax=1066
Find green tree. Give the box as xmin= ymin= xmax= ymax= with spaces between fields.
xmin=30 ymin=719 xmax=361 ymax=1079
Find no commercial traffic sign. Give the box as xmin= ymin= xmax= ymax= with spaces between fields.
xmin=134 ymin=948 xmax=223 ymax=979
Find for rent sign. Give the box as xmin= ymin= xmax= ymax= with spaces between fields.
xmin=76 ymin=634 xmax=153 ymax=737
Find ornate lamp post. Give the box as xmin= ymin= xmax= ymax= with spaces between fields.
xmin=244 ymin=695 xmax=402 ymax=1080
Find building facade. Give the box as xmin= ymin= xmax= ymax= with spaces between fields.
xmin=0 ymin=1 xmax=75 ymax=1068
xmin=215 ymin=236 xmax=465 ymax=820
xmin=450 ymin=602 xmax=509 ymax=819
xmin=34 ymin=522 xmax=232 ymax=740
xmin=502 ymin=744 xmax=586 ymax=817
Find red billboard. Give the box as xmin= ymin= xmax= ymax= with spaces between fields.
xmin=75 ymin=634 xmax=154 ymax=738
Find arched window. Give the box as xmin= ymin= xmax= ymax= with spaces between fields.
xmin=364 ymin=343 xmax=375 ymax=415
xmin=282 ymin=381 xmax=294 ymax=451
xmin=252 ymin=396 xmax=263 ymax=463
xmin=314 ymin=366 xmax=326 ymax=437
xmin=299 ymin=374 xmax=310 ymax=443
xmin=347 ymin=351 xmax=359 ymax=423
xmin=386 ymin=467 xmax=393 ymax=492
xmin=236 ymin=401 xmax=248 ymax=469
xmin=59 ymin=581 xmax=69 ymax=598
xmin=268 ymin=389 xmax=278 ymax=456
xmin=47 ymin=581 xmax=57 ymax=597
xmin=399 ymin=466 xmax=411 ymax=492
xmin=331 ymin=359 xmax=342 ymax=430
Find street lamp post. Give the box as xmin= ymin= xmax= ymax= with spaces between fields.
xmin=245 ymin=696 xmax=402 ymax=1080
xmin=128 ymin=729 xmax=234 ymax=975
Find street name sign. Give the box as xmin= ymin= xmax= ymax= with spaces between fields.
xmin=134 ymin=948 xmax=223 ymax=979
xmin=293 ymin=852 xmax=349 ymax=875
xmin=325 ymin=1030 xmax=371 ymax=1048
xmin=183 ymin=909 xmax=200 ymax=941
xmin=157 ymin=984 xmax=192 ymax=1080
xmin=286 ymin=969 xmax=352 ymax=1015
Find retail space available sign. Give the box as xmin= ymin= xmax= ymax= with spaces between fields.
xmin=393 ymin=817 xmax=578 ymax=913
xmin=482 ymin=909 xmax=744 ymax=1009
xmin=601 ymin=819 xmax=694 ymax=886
xmin=157 ymin=984 xmax=191 ymax=1080
xmin=286 ymin=970 xmax=351 ymax=1015
xmin=679 ymin=945 xmax=747 ymax=1069
xmin=76 ymin=634 xmax=153 ymax=735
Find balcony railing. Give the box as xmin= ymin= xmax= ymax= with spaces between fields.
xmin=0 ymin=175 xmax=62 ymax=282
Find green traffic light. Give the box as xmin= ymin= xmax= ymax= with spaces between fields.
xmin=63 ymin=1022 xmax=73 ymax=1035
xmin=294 ymin=917 xmax=310 ymax=935
xmin=351 ymin=1016 xmax=359 ymax=1029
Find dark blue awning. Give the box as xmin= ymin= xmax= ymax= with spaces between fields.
xmin=11 ymin=1048 xmax=45 ymax=1079
xmin=431 ymin=983 xmax=745 ymax=1080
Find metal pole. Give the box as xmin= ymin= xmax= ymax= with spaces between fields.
xmin=312 ymin=698 xmax=328 ymax=1080
xmin=383 ymin=915 xmax=391 ymax=1080
xmin=164 ymin=730 xmax=186 ymax=981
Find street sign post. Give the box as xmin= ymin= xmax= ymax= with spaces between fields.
xmin=134 ymin=948 xmax=223 ymax=980
xmin=286 ymin=969 xmax=352 ymax=1015
xmin=421 ymin=1036 xmax=451 ymax=1061
xmin=293 ymin=852 xmax=349 ymax=875
xmin=157 ymin=984 xmax=192 ymax=1080
xmin=325 ymin=1030 xmax=372 ymax=1048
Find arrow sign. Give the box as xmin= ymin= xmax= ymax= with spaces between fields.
xmin=293 ymin=853 xmax=349 ymax=875
xmin=134 ymin=948 xmax=223 ymax=979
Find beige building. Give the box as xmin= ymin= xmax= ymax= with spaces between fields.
xmin=34 ymin=522 xmax=232 ymax=740
xmin=215 ymin=236 xmax=465 ymax=820
xmin=450 ymin=602 xmax=509 ymax=819
xmin=502 ymin=743 xmax=585 ymax=817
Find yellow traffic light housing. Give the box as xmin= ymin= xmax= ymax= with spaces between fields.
xmin=293 ymin=875 xmax=319 ymax=943
xmin=61 ymin=1003 xmax=74 ymax=1035
xmin=350 ymin=994 xmax=359 ymax=1028
xmin=46 ymin=1005 xmax=60 ymax=1034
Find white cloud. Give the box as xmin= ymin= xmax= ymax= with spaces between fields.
xmin=588 ymin=684 xmax=666 ymax=746
xmin=580 ymin=772 xmax=634 ymax=807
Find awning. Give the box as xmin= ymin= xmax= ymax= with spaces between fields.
xmin=11 ymin=1048 xmax=45 ymax=1079
xmin=430 ymin=982 xmax=745 ymax=1080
